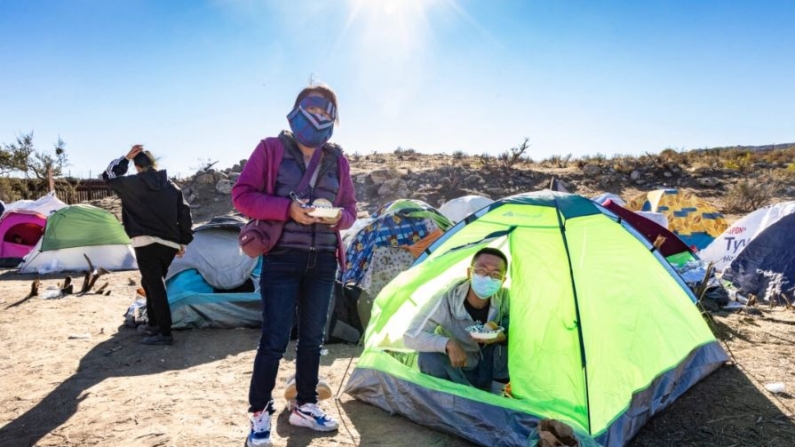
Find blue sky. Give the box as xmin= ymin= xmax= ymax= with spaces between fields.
xmin=1 ymin=0 xmax=793 ymax=179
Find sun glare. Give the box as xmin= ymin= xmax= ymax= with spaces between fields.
xmin=344 ymin=0 xmax=438 ymax=57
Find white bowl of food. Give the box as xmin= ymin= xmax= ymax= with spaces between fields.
xmin=465 ymin=323 xmax=504 ymax=341
xmin=307 ymin=199 xmax=342 ymax=218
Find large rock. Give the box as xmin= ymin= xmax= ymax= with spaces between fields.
xmin=215 ymin=179 xmax=233 ymax=195
xmin=196 ymin=173 xmax=216 ymax=184
xmin=378 ymin=178 xmax=409 ymax=197
xmin=582 ymin=164 xmax=601 ymax=177
xmin=370 ymin=168 xmax=400 ymax=184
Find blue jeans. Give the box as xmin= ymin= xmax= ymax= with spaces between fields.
xmin=418 ymin=343 xmax=501 ymax=391
xmin=248 ymin=249 xmax=337 ymax=413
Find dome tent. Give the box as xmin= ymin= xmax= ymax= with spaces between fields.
xmin=19 ymin=205 xmax=137 ymax=274
xmin=700 ymin=201 xmax=795 ymax=272
xmin=345 ymin=191 xmax=727 ymax=447
xmin=600 ymin=199 xmax=695 ymax=267
xmin=165 ymin=216 xmax=262 ymax=329
xmin=337 ymin=199 xmax=453 ymax=333
xmin=0 ymin=210 xmax=47 ymax=267
xmin=722 ymin=212 xmax=795 ymax=303
xmin=438 ymin=195 xmax=494 ymax=224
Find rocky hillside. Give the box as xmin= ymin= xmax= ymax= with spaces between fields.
xmin=91 ymin=144 xmax=795 ymax=224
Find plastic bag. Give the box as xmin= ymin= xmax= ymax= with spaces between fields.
xmin=123 ymin=288 xmax=148 ymax=327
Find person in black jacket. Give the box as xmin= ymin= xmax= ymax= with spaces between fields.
xmin=103 ymin=145 xmax=193 ymax=345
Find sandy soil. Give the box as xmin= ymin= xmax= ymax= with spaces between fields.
xmin=1 ymin=269 xmax=794 ymax=447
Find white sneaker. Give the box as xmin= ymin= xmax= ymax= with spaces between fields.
xmin=283 ymin=375 xmax=333 ymax=401
xmin=246 ymin=408 xmax=273 ymax=447
xmin=288 ymin=402 xmax=339 ymax=432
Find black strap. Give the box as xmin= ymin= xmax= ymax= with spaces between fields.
xmin=294 ymin=146 xmax=323 ymax=196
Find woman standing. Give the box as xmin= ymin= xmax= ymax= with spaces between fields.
xmin=233 ymin=84 xmax=357 ymax=447
xmin=103 ymin=145 xmax=194 ymax=345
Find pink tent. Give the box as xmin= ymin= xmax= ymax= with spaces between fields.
xmin=0 ymin=211 xmax=46 ymax=260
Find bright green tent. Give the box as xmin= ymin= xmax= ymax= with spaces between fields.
xmin=40 ymin=204 xmax=130 ymax=251
xmin=345 ymin=191 xmax=727 ymax=447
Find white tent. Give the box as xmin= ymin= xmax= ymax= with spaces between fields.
xmin=166 ymin=217 xmax=257 ymax=290
xmin=592 ymin=192 xmax=626 ymax=207
xmin=3 ymin=192 xmax=67 ymax=217
xmin=20 ymin=243 xmax=137 ymax=274
xmin=700 ymin=201 xmax=795 ymax=272
xmin=438 ymin=195 xmax=494 ymax=224
xmin=19 ymin=205 xmax=137 ymax=274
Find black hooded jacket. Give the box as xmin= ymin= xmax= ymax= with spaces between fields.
xmin=102 ymin=157 xmax=193 ymax=245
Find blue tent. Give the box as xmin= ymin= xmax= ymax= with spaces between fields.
xmin=166 ymin=216 xmax=262 ymax=329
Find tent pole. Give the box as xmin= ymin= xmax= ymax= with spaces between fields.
xmin=553 ymin=197 xmax=592 ymax=434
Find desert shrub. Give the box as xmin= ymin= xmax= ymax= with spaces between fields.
xmin=545 ymin=153 xmax=572 ymax=168
xmin=394 ymin=147 xmax=417 ymax=156
xmin=685 ymin=148 xmax=722 ymax=168
xmin=723 ymin=179 xmax=776 ymax=213
xmin=498 ymin=138 xmax=531 ymax=169
xmin=722 ymin=151 xmax=753 ymax=173
xmin=761 ymin=148 xmax=795 ymax=165
xmin=771 ymin=163 xmax=795 ymax=182
xmin=479 ymin=153 xmax=494 ymax=168
xmin=611 ymin=154 xmax=637 ymax=174
xmin=658 ymin=147 xmax=688 ymax=166
xmin=452 ymin=150 xmax=465 ymax=160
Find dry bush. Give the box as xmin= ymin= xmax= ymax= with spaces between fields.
xmin=607 ymin=154 xmax=635 ymax=174
xmin=498 ymin=138 xmax=531 ymax=170
xmin=771 ymin=164 xmax=795 ymax=182
xmin=723 ymin=179 xmax=776 ymax=213
xmin=760 ymin=148 xmax=795 ymax=165
xmin=0 ymin=177 xmax=21 ymax=202
xmin=543 ymin=153 xmax=571 ymax=168
xmin=479 ymin=153 xmax=494 ymax=168
xmin=659 ymin=148 xmax=689 ymax=166
xmin=722 ymin=150 xmax=753 ymax=173
xmin=685 ymin=148 xmax=723 ymax=168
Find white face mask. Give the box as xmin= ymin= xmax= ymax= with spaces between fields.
xmin=471 ymin=274 xmax=502 ymax=299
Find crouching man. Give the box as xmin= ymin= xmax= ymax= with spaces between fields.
xmin=404 ymin=247 xmax=510 ymax=391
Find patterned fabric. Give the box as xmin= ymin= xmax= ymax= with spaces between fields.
xmin=360 ymin=246 xmax=416 ymax=298
xmin=287 ymin=96 xmax=336 ymax=148
xmin=341 ymin=200 xmax=453 ymax=290
xmin=626 ymin=189 xmax=728 ymax=252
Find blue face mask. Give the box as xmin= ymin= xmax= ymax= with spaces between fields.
xmin=287 ymin=96 xmax=337 ymax=148
xmin=471 ymin=274 xmax=502 ymax=300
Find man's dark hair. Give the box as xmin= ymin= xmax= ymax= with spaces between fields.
xmin=471 ymin=247 xmax=508 ymax=271
xmin=133 ymin=150 xmax=157 ymax=171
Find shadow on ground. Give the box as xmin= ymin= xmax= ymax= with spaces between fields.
xmin=0 ymin=325 xmax=255 ymax=447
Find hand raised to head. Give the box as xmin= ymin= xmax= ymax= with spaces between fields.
xmin=126 ymin=145 xmax=144 ymax=160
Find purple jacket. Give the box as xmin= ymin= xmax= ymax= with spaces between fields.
xmin=232 ymin=137 xmax=358 ymax=270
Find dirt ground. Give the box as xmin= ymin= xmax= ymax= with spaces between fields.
xmin=0 ymin=269 xmax=793 ymax=447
